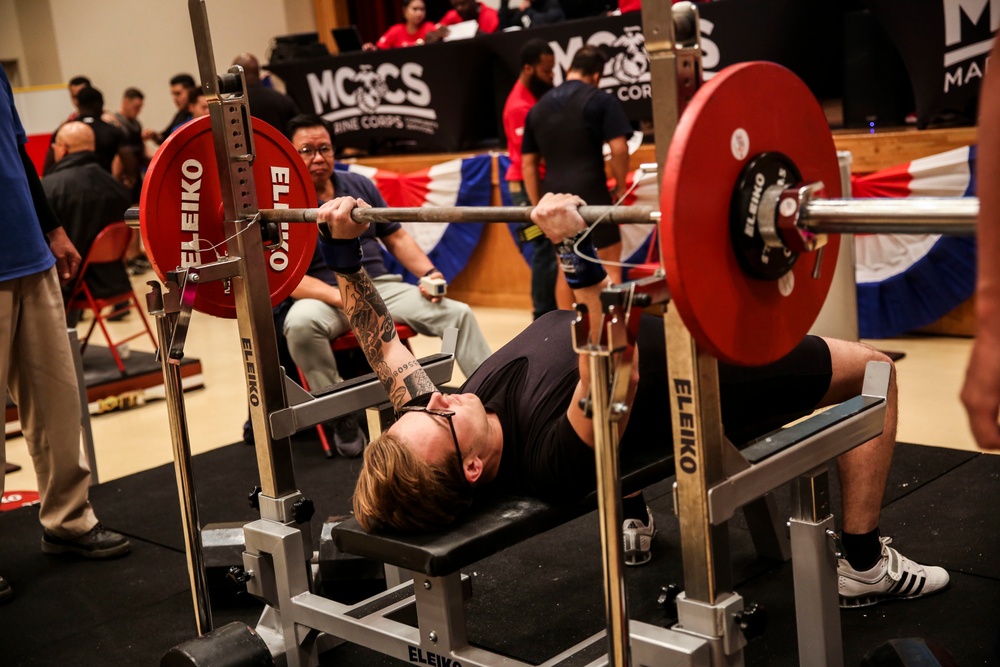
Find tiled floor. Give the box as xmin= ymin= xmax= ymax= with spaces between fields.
xmin=2 ymin=269 xmax=987 ymax=495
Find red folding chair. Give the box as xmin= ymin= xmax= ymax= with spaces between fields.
xmin=297 ymin=324 xmax=417 ymax=458
xmin=64 ymin=222 xmax=158 ymax=374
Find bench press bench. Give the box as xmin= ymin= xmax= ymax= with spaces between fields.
xmin=329 ymin=443 xmax=676 ymax=578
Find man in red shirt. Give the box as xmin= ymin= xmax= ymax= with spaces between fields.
xmin=503 ymin=39 xmax=557 ymax=320
xmin=434 ymin=0 xmax=500 ymax=35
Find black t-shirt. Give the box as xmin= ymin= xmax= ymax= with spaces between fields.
xmin=462 ymin=311 xmax=593 ymax=500
xmin=522 ymin=80 xmax=632 ymax=205
xmin=80 ymin=115 xmax=124 ymax=173
xmin=461 ymin=310 xmax=833 ymax=503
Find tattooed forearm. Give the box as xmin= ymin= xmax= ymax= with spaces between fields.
xmin=404 ymin=373 xmax=436 ymax=397
xmin=392 ymin=360 xmax=421 ymax=377
xmin=337 ymin=268 xmax=435 ymax=409
xmin=340 ymin=270 xmax=396 ymax=355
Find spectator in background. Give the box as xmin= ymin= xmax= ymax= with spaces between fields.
xmin=76 ymin=87 xmax=132 ymax=176
xmin=142 ymin=73 xmax=197 ymax=144
xmin=109 ymin=87 xmax=148 ymax=201
xmin=185 ymin=87 xmax=210 ymax=120
xmin=109 ymin=87 xmax=151 ymax=276
xmin=365 ymin=0 xmax=436 ymax=50
xmin=45 ymin=87 xmax=130 ymax=177
xmin=499 ymin=0 xmax=566 ymax=30
xmin=503 ymin=39 xmax=558 ymax=319
xmin=231 ymin=53 xmax=301 ymax=133
xmin=426 ymin=0 xmax=499 ymax=41
xmin=41 ymin=121 xmax=132 ymax=308
xmin=65 ymin=76 xmax=92 ymax=122
xmin=522 ymin=46 xmax=631 ymax=286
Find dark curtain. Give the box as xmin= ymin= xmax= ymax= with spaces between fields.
xmin=424 ymin=0 xmax=451 ymax=22
xmin=348 ymin=0 xmax=454 ymax=42
xmin=348 ymin=0 xmax=398 ymax=43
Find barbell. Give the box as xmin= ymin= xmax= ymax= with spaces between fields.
xmin=132 ymin=61 xmax=977 ymax=365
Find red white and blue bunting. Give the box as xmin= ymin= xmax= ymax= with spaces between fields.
xmin=334 ymin=156 xmax=491 ymax=283
xmin=496 ymin=155 xmax=659 ymax=279
xmin=851 ymin=146 xmax=977 ymax=338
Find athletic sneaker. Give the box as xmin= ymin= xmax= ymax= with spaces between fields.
xmin=42 ymin=524 xmax=131 ymax=559
xmin=623 ymin=507 xmax=655 ymax=566
xmin=837 ymin=537 xmax=949 ymax=608
xmin=332 ymin=414 xmax=367 ymax=458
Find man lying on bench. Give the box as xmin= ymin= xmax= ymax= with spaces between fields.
xmin=314 ymin=191 xmax=949 ymax=608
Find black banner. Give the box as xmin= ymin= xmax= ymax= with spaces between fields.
xmin=269 ymin=0 xmax=979 ymax=153
xmin=869 ymin=0 xmax=997 ymax=128
xmin=484 ymin=1 xmax=844 ymax=130
xmin=268 ymin=42 xmax=495 ymax=154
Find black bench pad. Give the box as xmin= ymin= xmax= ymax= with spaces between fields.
xmin=331 ymin=446 xmax=674 ymax=578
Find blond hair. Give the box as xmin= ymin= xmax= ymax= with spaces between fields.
xmin=353 ymin=432 xmax=472 ymax=533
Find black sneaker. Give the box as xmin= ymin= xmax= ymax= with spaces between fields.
xmin=332 ymin=414 xmax=367 ymax=458
xmin=0 ymin=575 xmax=12 ymax=603
xmin=42 ymin=524 xmax=131 ymax=559
xmin=106 ymin=302 xmax=131 ymax=321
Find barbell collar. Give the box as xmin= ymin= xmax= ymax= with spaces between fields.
xmin=801 ymin=197 xmax=978 ymax=236
xmin=125 ymin=207 xmax=141 ymax=227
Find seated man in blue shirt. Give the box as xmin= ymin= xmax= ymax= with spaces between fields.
xmin=282 ymin=115 xmax=491 ymax=456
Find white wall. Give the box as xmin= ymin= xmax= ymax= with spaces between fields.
xmin=0 ymin=1 xmax=26 ymax=77
xmin=5 ymin=0 xmax=315 ymax=133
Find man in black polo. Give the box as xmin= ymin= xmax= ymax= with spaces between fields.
xmin=522 ymin=46 xmax=631 ymax=285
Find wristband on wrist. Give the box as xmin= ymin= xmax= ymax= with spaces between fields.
xmin=319 ymin=237 xmax=364 ymax=274
xmin=423 ymin=267 xmax=438 ymax=277
xmin=555 ymin=233 xmax=607 ymax=289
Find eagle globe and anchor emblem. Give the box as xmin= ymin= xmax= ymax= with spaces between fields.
xmin=353 ymin=64 xmax=389 ymax=114
xmin=611 ymin=27 xmax=649 ymax=84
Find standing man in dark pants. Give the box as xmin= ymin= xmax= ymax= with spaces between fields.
xmin=503 ymin=39 xmax=556 ymax=319
xmin=522 ymin=46 xmax=632 ymax=285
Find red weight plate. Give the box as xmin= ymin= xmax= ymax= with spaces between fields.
xmin=659 ymin=62 xmax=841 ymax=366
xmin=140 ymin=116 xmax=317 ymax=318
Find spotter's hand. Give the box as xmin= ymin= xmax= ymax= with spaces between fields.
xmin=317 ymin=197 xmax=371 ymax=241
xmin=530 ymin=192 xmax=588 ymax=244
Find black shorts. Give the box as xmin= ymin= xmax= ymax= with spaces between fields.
xmin=718 ymin=334 xmax=832 ymax=445
xmin=626 ymin=316 xmax=832 ymax=450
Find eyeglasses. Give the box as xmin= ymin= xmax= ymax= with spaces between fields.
xmin=397 ymin=406 xmax=468 ymax=487
xmin=296 ymin=144 xmax=334 ymax=159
